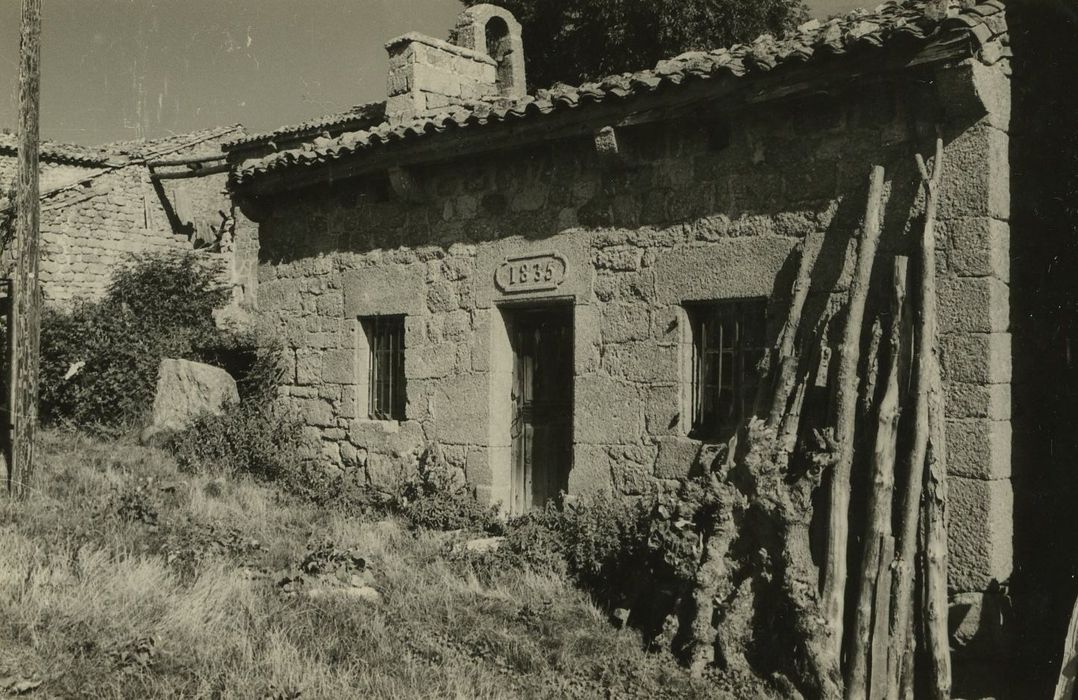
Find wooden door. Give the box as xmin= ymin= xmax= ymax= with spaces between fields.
xmin=509 ymin=306 xmax=572 ymax=515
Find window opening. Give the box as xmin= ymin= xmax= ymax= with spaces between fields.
xmin=686 ymin=299 xmax=767 ymax=441
xmin=362 ymin=315 xmax=406 ymax=421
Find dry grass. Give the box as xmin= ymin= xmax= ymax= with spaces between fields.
xmin=0 ymin=431 xmax=743 ymax=699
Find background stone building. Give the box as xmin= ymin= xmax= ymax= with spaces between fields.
xmin=1 ymin=125 xmax=253 ymax=316
xmin=227 ymin=0 xmax=1024 ymax=692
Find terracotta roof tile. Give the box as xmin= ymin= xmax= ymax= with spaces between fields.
xmin=223 ymin=103 xmax=385 ymax=150
xmin=233 ymin=0 xmax=1008 ymax=187
xmin=104 ymin=124 xmax=245 ymax=158
xmin=0 ymin=134 xmax=117 ymax=167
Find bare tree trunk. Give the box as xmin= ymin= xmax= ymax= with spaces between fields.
xmin=1055 ymin=590 xmax=1078 ymax=700
xmin=924 ymin=423 xmax=950 ymax=699
xmin=861 ymin=319 xmax=884 ymax=418
xmin=8 ymin=0 xmax=42 ymax=498
xmin=889 ymin=137 xmax=946 ymax=695
xmin=688 ymin=486 xmax=741 ymax=677
xmin=847 ymin=257 xmax=911 ymax=699
xmin=822 ymin=165 xmax=886 ymax=665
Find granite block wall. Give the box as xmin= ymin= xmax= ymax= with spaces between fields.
xmin=253 ymin=66 xmax=1011 ymax=661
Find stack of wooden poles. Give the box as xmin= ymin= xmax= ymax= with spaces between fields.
xmin=689 ymin=138 xmax=952 ymax=698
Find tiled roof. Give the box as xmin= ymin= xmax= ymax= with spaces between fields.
xmin=223 ymin=103 xmax=386 ymax=151
xmin=233 ymin=0 xmax=1008 ymax=187
xmin=0 ymin=124 xmax=245 ymax=169
xmin=0 ymin=133 xmax=118 ymax=167
xmin=102 ymin=124 xmax=246 ymax=159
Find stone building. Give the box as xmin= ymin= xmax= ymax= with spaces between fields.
xmin=0 ymin=125 xmax=253 ymax=314
xmin=226 ymin=0 xmax=1032 ymax=691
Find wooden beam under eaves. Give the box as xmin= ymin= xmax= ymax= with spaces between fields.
xmin=593 ymin=126 xmax=623 ymax=167
xmin=388 ymin=166 xmax=423 ymax=202
xmin=149 ymin=162 xmax=231 ymax=180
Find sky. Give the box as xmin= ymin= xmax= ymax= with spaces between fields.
xmin=0 ymin=0 xmax=867 ymax=147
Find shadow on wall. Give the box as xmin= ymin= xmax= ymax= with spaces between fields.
xmin=253 ymin=95 xmax=937 ymax=276
xmin=1009 ymin=0 xmax=1078 ymax=696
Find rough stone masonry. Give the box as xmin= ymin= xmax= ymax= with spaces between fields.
xmin=1 ymin=126 xmax=255 ymax=316
xmin=227 ymin=1 xmax=1014 ymax=685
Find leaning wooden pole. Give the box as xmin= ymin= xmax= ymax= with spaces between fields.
xmin=764 ymin=231 xmax=822 ymax=427
xmin=889 ymin=137 xmax=946 ymax=695
xmin=8 ymin=0 xmax=43 ymax=498
xmin=821 ymin=165 xmax=886 ymax=665
xmin=920 ymin=138 xmax=952 ymax=700
xmin=846 ymin=256 xmax=911 ymax=699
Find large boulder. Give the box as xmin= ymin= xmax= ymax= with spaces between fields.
xmin=141 ymin=359 xmax=239 ymax=444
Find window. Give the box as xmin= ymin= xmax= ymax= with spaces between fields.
xmin=362 ymin=316 xmax=406 ymax=421
xmin=686 ymin=300 xmax=767 ymax=441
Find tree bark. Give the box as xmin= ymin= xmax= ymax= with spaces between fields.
xmin=847 ymin=257 xmax=911 ymax=699
xmin=924 ymin=422 xmax=950 ymax=699
xmin=1055 ymin=590 xmax=1078 ymax=700
xmin=7 ymin=0 xmax=42 ymax=498
xmin=688 ymin=487 xmax=740 ymax=677
xmin=870 ymin=536 xmax=895 ymax=700
xmin=822 ymin=165 xmax=886 ymax=664
xmin=861 ymin=319 xmax=884 ymax=419
xmin=889 ymin=137 xmax=946 ymax=695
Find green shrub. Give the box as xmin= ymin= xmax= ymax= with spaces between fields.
xmin=166 ymin=401 xmax=303 ymax=481
xmin=40 ymin=253 xmax=230 ymax=430
xmin=279 ymin=463 xmax=395 ymax=519
xmin=166 ymin=343 xmax=304 ymax=481
xmin=456 ymin=484 xmax=711 ymax=636
xmin=456 ymin=508 xmax=568 ymax=578
xmin=397 ymin=445 xmax=501 ymax=533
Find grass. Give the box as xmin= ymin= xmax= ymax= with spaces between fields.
xmin=0 ymin=431 xmax=762 ymax=699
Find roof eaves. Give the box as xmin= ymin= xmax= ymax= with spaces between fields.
xmin=232 ymin=0 xmax=1008 ymax=189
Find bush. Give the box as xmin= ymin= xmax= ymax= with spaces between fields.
xmin=396 ymin=444 xmax=501 ymax=533
xmin=40 ymin=253 xmax=230 ymax=430
xmin=456 ymin=484 xmax=712 ymax=637
xmin=166 ymin=343 xmax=304 ymax=481
xmin=166 ymin=401 xmax=303 ymax=481
xmin=279 ymin=463 xmax=395 ymax=520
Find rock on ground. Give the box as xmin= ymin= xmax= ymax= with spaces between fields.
xmin=141 ymin=359 xmax=239 ymax=443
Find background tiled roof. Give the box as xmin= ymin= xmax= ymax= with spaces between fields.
xmin=0 ymin=124 xmax=245 ymax=170
xmin=0 ymin=133 xmax=118 ymax=167
xmin=103 ymin=124 xmax=246 ymax=160
xmin=223 ymin=103 xmax=386 ymax=151
xmin=233 ymin=0 xmax=1008 ymax=186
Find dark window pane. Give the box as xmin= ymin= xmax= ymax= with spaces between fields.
xmin=687 ymin=299 xmax=767 ymax=441
xmin=362 ymin=315 xmax=406 ymax=421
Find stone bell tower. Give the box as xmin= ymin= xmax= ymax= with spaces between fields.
xmin=385 ymin=4 xmax=527 ymax=124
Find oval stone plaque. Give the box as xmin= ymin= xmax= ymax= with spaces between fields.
xmin=494 ymin=252 xmax=568 ymax=294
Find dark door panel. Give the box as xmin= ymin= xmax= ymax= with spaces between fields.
xmin=508 ymin=305 xmax=572 ymax=515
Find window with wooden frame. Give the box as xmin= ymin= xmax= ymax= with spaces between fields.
xmin=686 ymin=299 xmax=767 ymax=441
xmin=361 ymin=315 xmax=406 ymax=421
